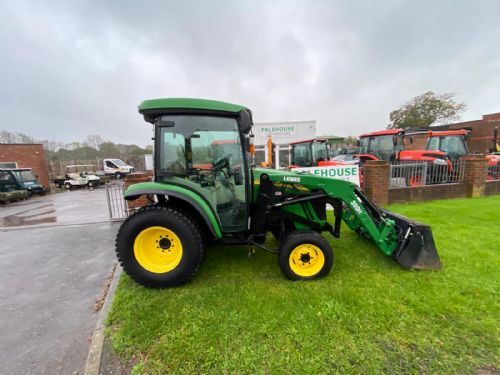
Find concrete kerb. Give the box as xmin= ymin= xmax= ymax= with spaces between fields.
xmin=84 ymin=262 xmax=122 ymax=375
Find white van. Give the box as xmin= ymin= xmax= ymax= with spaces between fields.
xmin=103 ymin=159 xmax=134 ymax=178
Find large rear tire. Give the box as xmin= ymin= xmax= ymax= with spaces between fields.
xmin=278 ymin=230 xmax=333 ymax=281
xmin=116 ymin=205 xmax=205 ymax=287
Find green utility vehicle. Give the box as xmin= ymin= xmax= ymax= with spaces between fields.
xmin=116 ymin=98 xmax=441 ymax=288
xmin=0 ymin=168 xmax=46 ymax=196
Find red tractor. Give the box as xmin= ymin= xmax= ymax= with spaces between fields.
xmin=358 ymin=128 xmax=500 ymax=183
xmin=289 ymin=138 xmax=348 ymax=168
xmin=357 ymin=129 xmax=450 ymax=164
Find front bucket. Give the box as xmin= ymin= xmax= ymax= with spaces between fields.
xmin=382 ymin=210 xmax=442 ymax=270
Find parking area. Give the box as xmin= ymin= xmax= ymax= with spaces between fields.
xmin=0 ymin=188 xmax=120 ymax=374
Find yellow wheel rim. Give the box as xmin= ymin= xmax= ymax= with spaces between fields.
xmin=133 ymin=226 xmax=183 ymax=273
xmin=289 ymin=244 xmax=325 ymax=277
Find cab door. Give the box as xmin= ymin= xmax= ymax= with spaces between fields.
xmin=155 ymin=115 xmax=249 ymax=233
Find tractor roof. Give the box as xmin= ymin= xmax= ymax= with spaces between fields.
xmin=359 ymin=129 xmax=402 ymax=138
xmin=289 ymin=138 xmax=328 ymax=145
xmin=139 ymin=98 xmax=246 ymax=117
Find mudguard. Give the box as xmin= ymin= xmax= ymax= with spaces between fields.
xmin=124 ymin=182 xmax=222 ymax=238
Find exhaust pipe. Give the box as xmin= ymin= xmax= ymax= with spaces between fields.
xmin=382 ymin=210 xmax=442 ymax=270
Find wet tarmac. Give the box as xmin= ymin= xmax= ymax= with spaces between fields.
xmin=0 ymin=187 xmax=109 ymax=227
xmin=0 ymin=187 xmax=120 ymax=374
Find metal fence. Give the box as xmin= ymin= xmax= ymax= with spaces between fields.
xmin=488 ymin=164 xmax=500 ymax=180
xmin=105 ymin=182 xmax=128 ymax=220
xmin=390 ymin=160 xmax=466 ymax=188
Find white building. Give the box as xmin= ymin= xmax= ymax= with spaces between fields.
xmin=253 ymin=120 xmax=316 ymax=167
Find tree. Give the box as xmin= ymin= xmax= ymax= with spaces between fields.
xmin=0 ymin=130 xmax=35 ymax=143
xmin=99 ymin=141 xmax=122 ymax=158
xmin=387 ymin=91 xmax=466 ymax=129
xmin=85 ymin=134 xmax=104 ymax=150
xmin=343 ymin=136 xmax=358 ymax=147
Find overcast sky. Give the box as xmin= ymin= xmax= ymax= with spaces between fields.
xmin=1 ymin=0 xmax=499 ymax=146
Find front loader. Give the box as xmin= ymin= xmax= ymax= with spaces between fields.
xmin=116 ymin=98 xmax=441 ymax=288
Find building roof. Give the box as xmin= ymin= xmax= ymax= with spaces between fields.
xmin=138 ymin=98 xmax=246 ymax=114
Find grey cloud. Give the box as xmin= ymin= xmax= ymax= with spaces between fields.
xmin=0 ymin=0 xmax=499 ymax=145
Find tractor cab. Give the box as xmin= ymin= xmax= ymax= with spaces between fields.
xmin=140 ymin=98 xmax=253 ymax=233
xmin=358 ymin=129 xmax=404 ymax=162
xmin=425 ymin=130 xmax=469 ymax=160
xmin=290 ymin=139 xmax=332 ymax=167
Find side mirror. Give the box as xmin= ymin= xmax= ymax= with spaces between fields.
xmin=356 ymin=139 xmax=360 ymax=147
xmin=239 ymin=109 xmax=253 ymax=134
xmin=393 ymin=136 xmax=398 ymax=146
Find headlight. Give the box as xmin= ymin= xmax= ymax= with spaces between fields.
xmin=433 ymin=159 xmax=447 ymax=165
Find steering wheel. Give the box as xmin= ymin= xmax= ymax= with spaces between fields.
xmin=212 ymin=154 xmax=232 ymax=173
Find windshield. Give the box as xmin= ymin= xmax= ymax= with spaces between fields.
xmin=111 ymin=159 xmax=128 ymax=167
xmin=291 ymin=143 xmax=312 ymax=167
xmin=11 ymin=170 xmax=35 ymax=182
xmin=427 ymin=136 xmax=467 ymax=159
xmin=312 ymin=141 xmax=328 ymax=162
xmin=212 ymin=141 xmax=241 ymax=163
xmin=359 ymin=135 xmax=399 ymax=161
xmin=158 ymin=116 xmax=243 ymax=175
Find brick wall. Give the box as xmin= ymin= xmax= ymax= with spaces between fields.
xmin=0 ymin=144 xmax=50 ymax=190
xmin=485 ymin=180 xmax=500 ymax=196
xmin=389 ymin=183 xmax=468 ymax=204
xmin=363 ymin=154 xmax=498 ymax=205
xmin=404 ymin=134 xmax=427 ymax=150
xmin=363 ymin=160 xmax=389 ymax=205
xmin=463 ymin=154 xmax=488 ymax=197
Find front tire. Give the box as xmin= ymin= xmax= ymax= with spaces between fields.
xmin=278 ymin=231 xmax=333 ymax=281
xmin=116 ymin=205 xmax=205 ymax=287
xmin=65 ymin=182 xmax=72 ymax=190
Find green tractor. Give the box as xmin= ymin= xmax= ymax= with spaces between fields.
xmin=116 ymin=98 xmax=441 ymax=287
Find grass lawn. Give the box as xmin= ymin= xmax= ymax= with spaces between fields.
xmin=107 ymin=196 xmax=499 ymax=374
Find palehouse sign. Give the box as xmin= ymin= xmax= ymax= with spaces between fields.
xmin=259 ymin=125 xmax=296 ymax=138
xmin=292 ymin=165 xmax=360 ymax=186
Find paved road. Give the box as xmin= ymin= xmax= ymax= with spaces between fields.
xmin=0 ymin=188 xmax=120 ymax=374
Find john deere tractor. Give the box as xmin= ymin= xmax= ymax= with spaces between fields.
xmin=116 ymin=98 xmax=441 ymax=287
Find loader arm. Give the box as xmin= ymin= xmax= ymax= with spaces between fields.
xmin=259 ymin=170 xmax=441 ymax=270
